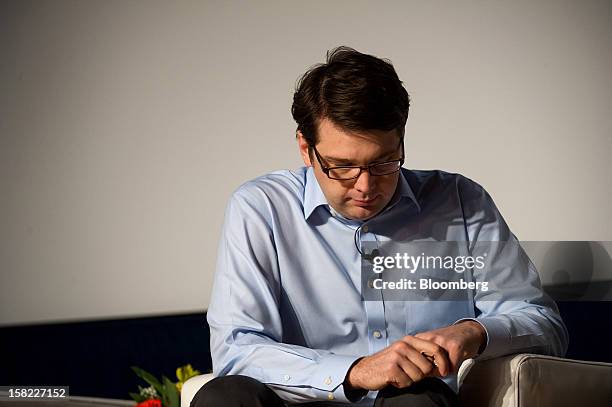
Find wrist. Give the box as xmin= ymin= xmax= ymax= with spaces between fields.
xmin=343 ymin=358 xmax=367 ymax=401
xmin=462 ymin=320 xmax=487 ymax=355
xmin=344 ymin=357 xmax=363 ymax=389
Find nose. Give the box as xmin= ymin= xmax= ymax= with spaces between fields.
xmin=354 ymin=169 xmax=375 ymax=194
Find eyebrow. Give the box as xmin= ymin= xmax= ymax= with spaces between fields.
xmin=324 ymin=150 xmax=399 ymax=166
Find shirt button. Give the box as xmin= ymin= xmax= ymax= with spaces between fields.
xmin=327 ymin=392 xmax=335 ymax=400
xmin=373 ymin=330 xmax=383 ymax=338
xmin=324 ymin=376 xmax=332 ymax=385
xmin=283 ymin=374 xmax=291 ymax=382
xmin=362 ymin=225 xmax=369 ymax=233
xmin=368 ymin=279 xmax=374 ymax=288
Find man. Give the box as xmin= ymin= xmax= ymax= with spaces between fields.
xmin=192 ymin=47 xmax=568 ymax=406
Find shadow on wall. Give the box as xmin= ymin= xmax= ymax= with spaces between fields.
xmin=540 ymin=241 xmax=612 ymax=301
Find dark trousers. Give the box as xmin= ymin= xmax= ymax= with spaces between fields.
xmin=191 ymin=375 xmax=459 ymax=407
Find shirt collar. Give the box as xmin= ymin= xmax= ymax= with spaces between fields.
xmin=303 ymin=166 xmax=329 ymax=220
xmin=303 ymin=166 xmax=421 ymax=220
xmin=395 ymin=167 xmax=421 ymax=212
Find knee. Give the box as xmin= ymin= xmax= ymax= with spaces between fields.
xmin=376 ymin=378 xmax=459 ymax=407
xmin=190 ymin=375 xmax=281 ymax=407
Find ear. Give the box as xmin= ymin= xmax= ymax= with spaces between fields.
xmin=296 ymin=131 xmax=313 ymax=166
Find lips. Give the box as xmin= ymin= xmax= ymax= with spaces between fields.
xmin=352 ymin=196 xmax=379 ymax=207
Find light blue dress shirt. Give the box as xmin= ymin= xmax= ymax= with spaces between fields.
xmin=207 ymin=167 xmax=568 ymax=405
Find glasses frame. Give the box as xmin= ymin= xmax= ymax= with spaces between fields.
xmin=310 ymin=141 xmax=405 ymax=180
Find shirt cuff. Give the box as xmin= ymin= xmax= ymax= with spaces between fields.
xmin=454 ymin=317 xmax=510 ymax=359
xmin=313 ymin=354 xmax=363 ymax=403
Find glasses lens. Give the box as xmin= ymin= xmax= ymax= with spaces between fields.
xmin=370 ymin=161 xmax=402 ymax=176
xmin=328 ymin=167 xmax=361 ymax=180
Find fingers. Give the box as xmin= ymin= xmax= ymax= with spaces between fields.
xmin=386 ymin=340 xmax=438 ymax=383
xmin=414 ymin=322 xmax=487 ymax=373
xmin=415 ymin=331 xmax=467 ymax=373
xmin=351 ymin=336 xmax=454 ymax=391
xmin=387 ymin=365 xmax=414 ymax=388
xmin=414 ymin=332 xmax=457 ymax=373
xmin=386 ymin=348 xmax=428 ymax=388
xmin=399 ymin=335 xmax=451 ymax=376
xmin=397 ymin=347 xmax=433 ymax=381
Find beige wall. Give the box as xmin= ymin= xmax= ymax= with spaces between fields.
xmin=1 ymin=0 xmax=610 ymax=325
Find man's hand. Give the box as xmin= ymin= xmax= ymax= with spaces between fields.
xmin=415 ymin=320 xmax=487 ymax=373
xmin=344 ymin=336 xmax=451 ymax=391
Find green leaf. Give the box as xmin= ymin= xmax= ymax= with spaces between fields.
xmin=131 ymin=366 xmax=164 ymax=395
xmin=162 ymin=376 xmax=180 ymax=407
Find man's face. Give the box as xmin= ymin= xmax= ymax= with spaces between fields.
xmin=298 ymin=118 xmax=403 ymax=221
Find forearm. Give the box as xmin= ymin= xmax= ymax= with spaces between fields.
xmin=209 ymin=323 xmax=361 ymax=403
xmin=466 ymin=301 xmax=568 ymax=359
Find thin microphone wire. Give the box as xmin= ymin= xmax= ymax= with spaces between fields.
xmin=354 ymin=224 xmax=381 ymax=259
xmin=354 ymin=224 xmax=364 ymax=255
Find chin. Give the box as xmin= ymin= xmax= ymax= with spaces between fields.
xmin=348 ymin=206 xmax=382 ymax=221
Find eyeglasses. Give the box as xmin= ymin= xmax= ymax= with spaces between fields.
xmin=311 ymin=143 xmax=404 ymax=180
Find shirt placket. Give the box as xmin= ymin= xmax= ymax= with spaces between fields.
xmin=360 ymin=224 xmax=388 ymax=355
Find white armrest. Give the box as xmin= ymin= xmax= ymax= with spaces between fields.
xmin=181 ymin=373 xmax=215 ymax=407
xmin=459 ymin=353 xmax=612 ymax=407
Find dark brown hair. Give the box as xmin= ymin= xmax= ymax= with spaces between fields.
xmin=292 ymin=46 xmax=410 ymax=146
